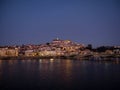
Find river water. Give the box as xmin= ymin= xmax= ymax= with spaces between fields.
xmin=0 ymin=59 xmax=120 ymax=90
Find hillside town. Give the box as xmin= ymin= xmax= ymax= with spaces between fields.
xmin=0 ymin=38 xmax=120 ymax=59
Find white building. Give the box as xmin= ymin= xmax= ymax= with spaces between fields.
xmin=0 ymin=48 xmax=18 ymax=56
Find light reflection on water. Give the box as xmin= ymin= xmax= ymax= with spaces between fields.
xmin=0 ymin=59 xmax=120 ymax=89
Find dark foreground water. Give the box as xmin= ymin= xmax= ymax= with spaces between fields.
xmin=0 ymin=59 xmax=120 ymax=90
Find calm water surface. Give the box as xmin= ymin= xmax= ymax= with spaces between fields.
xmin=0 ymin=59 xmax=120 ymax=90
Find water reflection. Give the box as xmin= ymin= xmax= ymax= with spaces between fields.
xmin=0 ymin=60 xmax=2 ymax=81
xmin=0 ymin=59 xmax=120 ymax=89
xmin=38 ymin=59 xmax=73 ymax=85
xmin=60 ymin=60 xmax=73 ymax=85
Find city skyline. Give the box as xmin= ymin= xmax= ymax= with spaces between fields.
xmin=0 ymin=0 xmax=120 ymax=47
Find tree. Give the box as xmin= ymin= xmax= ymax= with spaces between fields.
xmin=46 ymin=42 xmax=50 ymax=46
xmin=86 ymin=44 xmax=92 ymax=50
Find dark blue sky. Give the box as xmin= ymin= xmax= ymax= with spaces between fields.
xmin=0 ymin=0 xmax=120 ymax=47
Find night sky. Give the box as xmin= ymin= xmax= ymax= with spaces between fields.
xmin=0 ymin=0 xmax=120 ymax=47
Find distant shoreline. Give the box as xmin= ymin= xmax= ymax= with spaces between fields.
xmin=0 ymin=54 xmax=120 ymax=61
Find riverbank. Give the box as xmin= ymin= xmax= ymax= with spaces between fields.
xmin=0 ymin=54 xmax=120 ymax=61
xmin=0 ymin=56 xmax=74 ymax=60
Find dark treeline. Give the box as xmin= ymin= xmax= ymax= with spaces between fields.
xmin=86 ymin=44 xmax=120 ymax=53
